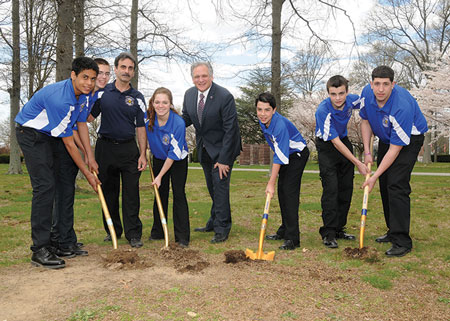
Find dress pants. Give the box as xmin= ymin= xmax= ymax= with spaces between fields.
xmin=316 ymin=137 xmax=355 ymax=239
xmin=95 ymin=138 xmax=142 ymax=241
xmin=150 ymin=156 xmax=190 ymax=243
xmin=377 ymin=134 xmax=424 ymax=249
xmin=275 ymin=148 xmax=309 ymax=246
xmin=200 ymin=148 xmax=233 ymax=236
xmin=51 ymin=139 xmax=79 ymax=248
xmin=16 ymin=125 xmax=58 ymax=252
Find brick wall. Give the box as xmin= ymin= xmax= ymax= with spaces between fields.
xmin=240 ymin=144 xmax=271 ymax=165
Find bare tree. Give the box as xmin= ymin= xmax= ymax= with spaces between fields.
xmin=55 ymin=0 xmax=74 ymax=81
xmin=130 ymin=0 xmax=138 ymax=88
xmin=74 ymin=0 xmax=85 ymax=57
xmin=285 ymin=39 xmax=331 ymax=96
xmin=0 ymin=0 xmax=23 ymax=173
xmin=22 ymin=0 xmax=57 ymax=98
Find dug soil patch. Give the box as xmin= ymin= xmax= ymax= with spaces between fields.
xmin=159 ymin=242 xmax=210 ymax=273
xmin=343 ymin=246 xmax=380 ymax=262
xmin=102 ymin=249 xmax=153 ymax=270
xmin=223 ymin=249 xmax=249 ymax=263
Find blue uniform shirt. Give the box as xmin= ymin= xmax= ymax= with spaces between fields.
xmin=91 ymin=81 xmax=146 ymax=140
xmin=15 ymin=78 xmax=88 ymax=138
xmin=259 ymin=112 xmax=307 ymax=165
xmin=315 ymin=94 xmax=360 ymax=141
xmin=146 ymin=110 xmax=188 ymax=161
xmin=73 ymin=90 xmax=104 ymax=131
xmin=359 ymin=84 xmax=428 ymax=146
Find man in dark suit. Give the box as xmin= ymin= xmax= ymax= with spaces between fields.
xmin=182 ymin=61 xmax=241 ymax=243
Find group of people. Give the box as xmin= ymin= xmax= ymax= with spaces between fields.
xmin=14 ymin=52 xmax=427 ymax=269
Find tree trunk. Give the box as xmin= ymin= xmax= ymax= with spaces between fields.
xmin=271 ymin=0 xmax=284 ymax=110
xmin=130 ymin=0 xmax=138 ymax=89
xmin=56 ymin=0 xmax=74 ymax=81
xmin=74 ymin=0 xmax=85 ymax=57
xmin=423 ymin=132 xmax=432 ymax=163
xmin=8 ymin=0 xmax=22 ymax=174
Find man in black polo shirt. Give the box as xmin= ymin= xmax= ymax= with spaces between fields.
xmin=90 ymin=52 xmax=147 ymax=248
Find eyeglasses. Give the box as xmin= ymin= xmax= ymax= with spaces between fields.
xmin=98 ymin=71 xmax=111 ymax=77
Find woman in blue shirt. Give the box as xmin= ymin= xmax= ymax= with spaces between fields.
xmin=256 ymin=92 xmax=310 ymax=250
xmin=145 ymin=87 xmax=190 ymax=247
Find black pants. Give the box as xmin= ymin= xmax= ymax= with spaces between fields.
xmin=200 ymin=148 xmax=233 ymax=236
xmin=275 ymin=148 xmax=309 ymax=246
xmin=378 ymin=135 xmax=424 ymax=249
xmin=51 ymin=139 xmax=79 ymax=248
xmin=150 ymin=156 xmax=190 ymax=243
xmin=316 ymin=137 xmax=355 ymax=239
xmin=16 ymin=125 xmax=59 ymax=252
xmin=95 ymin=138 xmax=142 ymax=241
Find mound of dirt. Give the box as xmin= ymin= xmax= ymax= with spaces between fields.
xmin=343 ymin=247 xmax=380 ymax=263
xmin=102 ymin=249 xmax=153 ymax=270
xmin=223 ymin=250 xmax=248 ymax=264
xmin=159 ymin=243 xmax=210 ymax=273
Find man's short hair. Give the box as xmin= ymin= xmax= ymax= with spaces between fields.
xmin=94 ymin=58 xmax=110 ymax=67
xmin=326 ymin=75 xmax=348 ymax=92
xmin=372 ymin=65 xmax=395 ymax=82
xmin=114 ymin=52 xmax=136 ymax=70
xmin=191 ymin=61 xmax=213 ymax=77
xmin=72 ymin=57 xmax=99 ymax=76
xmin=255 ymin=92 xmax=277 ymax=109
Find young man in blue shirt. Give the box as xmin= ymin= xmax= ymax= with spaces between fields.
xmin=51 ymin=58 xmax=111 ymax=258
xmin=15 ymin=57 xmax=100 ymax=269
xmin=315 ymin=75 xmax=368 ymax=248
xmin=360 ymin=65 xmax=428 ymax=257
xmin=256 ymin=92 xmax=310 ymax=250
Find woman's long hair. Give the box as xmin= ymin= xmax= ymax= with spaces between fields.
xmin=147 ymin=87 xmax=178 ymax=131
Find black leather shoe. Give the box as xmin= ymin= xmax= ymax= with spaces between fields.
xmin=76 ymin=242 xmax=84 ymax=248
xmin=64 ymin=244 xmax=88 ymax=256
xmin=323 ymin=237 xmax=338 ymax=248
xmin=104 ymin=234 xmax=121 ymax=242
xmin=177 ymin=241 xmax=189 ymax=248
xmin=279 ymin=240 xmax=299 ymax=250
xmin=336 ymin=231 xmax=356 ymax=240
xmin=385 ymin=245 xmax=411 ymax=257
xmin=375 ymin=234 xmax=391 ymax=243
xmin=265 ymin=234 xmax=283 ymax=240
xmin=54 ymin=246 xmax=76 ymax=258
xmin=210 ymin=233 xmax=228 ymax=243
xmin=194 ymin=226 xmax=214 ymax=232
xmin=129 ymin=238 xmax=143 ymax=248
xmin=31 ymin=247 xmax=65 ymax=269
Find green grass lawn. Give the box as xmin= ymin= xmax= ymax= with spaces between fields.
xmin=1 ymin=161 xmax=449 ymax=296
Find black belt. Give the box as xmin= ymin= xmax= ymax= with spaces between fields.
xmin=98 ymin=135 xmax=134 ymax=144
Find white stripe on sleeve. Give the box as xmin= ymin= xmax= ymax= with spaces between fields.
xmin=51 ymin=106 xmax=75 ymax=137
xmin=323 ymin=113 xmax=331 ymax=141
xmin=23 ymin=109 xmax=49 ymax=130
xmin=389 ymin=115 xmax=410 ymax=145
xmin=289 ymin=140 xmax=305 ymax=151
xmin=273 ymin=135 xmax=289 ymax=164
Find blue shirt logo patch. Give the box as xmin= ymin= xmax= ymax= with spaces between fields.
xmin=162 ymin=134 xmax=170 ymax=145
xmin=382 ymin=115 xmax=389 ymax=128
xmin=125 ymin=96 xmax=135 ymax=106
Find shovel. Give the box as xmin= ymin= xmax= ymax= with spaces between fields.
xmin=359 ymin=135 xmax=374 ymax=249
xmin=245 ymin=193 xmax=275 ymax=261
xmin=147 ymin=152 xmax=169 ymax=248
xmin=92 ymin=171 xmax=118 ymax=250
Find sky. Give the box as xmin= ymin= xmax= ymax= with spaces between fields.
xmin=0 ymin=0 xmax=376 ymax=121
